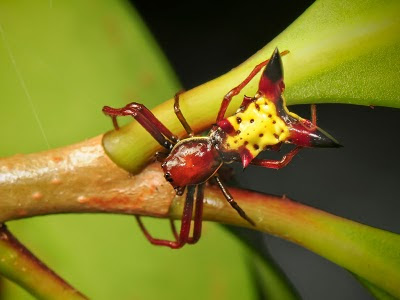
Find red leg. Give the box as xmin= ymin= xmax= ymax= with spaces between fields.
xmin=135 ymin=185 xmax=196 ymax=249
xmin=174 ymin=91 xmax=194 ymax=137
xmin=169 ymin=219 xmax=179 ymax=240
xmin=216 ymin=50 xmax=289 ymax=122
xmin=311 ymin=104 xmax=317 ymax=126
xmin=188 ymin=183 xmax=205 ymax=244
xmin=155 ymin=151 xmax=169 ymax=162
xmin=111 ymin=116 xmax=119 ymax=130
xmin=170 ymin=183 xmax=204 ymax=244
xmin=103 ymin=102 xmax=178 ymax=149
xmin=250 ymin=146 xmax=302 ymax=170
xmin=214 ymin=176 xmax=255 ymax=226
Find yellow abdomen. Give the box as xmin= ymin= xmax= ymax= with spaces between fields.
xmin=223 ymin=97 xmax=290 ymax=158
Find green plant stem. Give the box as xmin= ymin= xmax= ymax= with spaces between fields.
xmin=102 ymin=0 xmax=400 ymax=173
xmin=171 ymin=186 xmax=400 ymax=298
xmin=354 ymin=274 xmax=398 ymax=300
xmin=0 ymin=224 xmax=87 ymax=300
xmin=0 ymin=137 xmax=399 ymax=297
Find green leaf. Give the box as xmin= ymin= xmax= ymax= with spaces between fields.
xmin=224 ymin=227 xmax=300 ymax=300
xmin=102 ymin=0 xmax=400 ymax=173
xmin=275 ymin=0 xmax=400 ymax=108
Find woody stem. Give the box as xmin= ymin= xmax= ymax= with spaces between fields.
xmin=0 ymin=136 xmax=399 ymax=298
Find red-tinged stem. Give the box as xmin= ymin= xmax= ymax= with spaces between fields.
xmin=0 ymin=137 xmax=399 ymax=298
xmin=0 ymin=136 xmax=174 ymax=223
xmin=0 ymin=225 xmax=87 ymax=300
xmin=170 ymin=187 xmax=400 ymax=298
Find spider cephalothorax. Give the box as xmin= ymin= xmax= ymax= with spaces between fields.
xmin=161 ymin=137 xmax=222 ymax=195
xmin=102 ymin=48 xmax=340 ymax=249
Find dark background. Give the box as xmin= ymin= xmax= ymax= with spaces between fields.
xmin=130 ymin=1 xmax=399 ymax=299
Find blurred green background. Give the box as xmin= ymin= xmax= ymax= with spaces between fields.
xmin=0 ymin=1 xmax=257 ymax=299
xmin=2 ymin=0 xmax=400 ymax=299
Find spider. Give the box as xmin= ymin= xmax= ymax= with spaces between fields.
xmin=102 ymin=48 xmax=340 ymax=249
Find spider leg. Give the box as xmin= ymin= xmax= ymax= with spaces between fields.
xmin=174 ymin=91 xmax=194 ymax=137
xmin=155 ymin=151 xmax=169 ymax=162
xmin=311 ymin=104 xmax=317 ymax=126
xmin=169 ymin=219 xmax=179 ymax=240
xmin=214 ymin=176 xmax=255 ymax=226
xmin=188 ymin=183 xmax=205 ymax=244
xmin=248 ymin=146 xmax=302 ymax=170
xmin=103 ymin=102 xmax=178 ymax=150
xmin=135 ymin=185 xmax=196 ymax=249
xmin=216 ymin=50 xmax=289 ymax=122
xmin=111 ymin=116 xmax=119 ymax=130
xmin=170 ymin=183 xmax=204 ymax=245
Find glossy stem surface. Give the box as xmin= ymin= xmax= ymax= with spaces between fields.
xmin=1 ymin=137 xmax=399 ymax=297
xmin=0 ymin=136 xmax=174 ymax=223
xmin=170 ymin=187 xmax=400 ymax=298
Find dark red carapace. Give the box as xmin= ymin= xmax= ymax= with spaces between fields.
xmin=103 ymin=48 xmax=341 ymax=249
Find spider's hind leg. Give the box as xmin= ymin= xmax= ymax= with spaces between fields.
xmin=169 ymin=183 xmax=205 ymax=245
xmin=214 ymin=176 xmax=255 ymax=226
xmin=249 ymin=146 xmax=302 ymax=170
xmin=187 ymin=183 xmax=205 ymax=244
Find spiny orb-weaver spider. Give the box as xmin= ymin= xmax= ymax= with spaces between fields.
xmin=103 ymin=48 xmax=341 ymax=249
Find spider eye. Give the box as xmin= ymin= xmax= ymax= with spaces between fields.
xmin=164 ymin=172 xmax=173 ymax=182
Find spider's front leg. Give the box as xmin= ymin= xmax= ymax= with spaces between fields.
xmin=102 ymin=102 xmax=178 ymax=150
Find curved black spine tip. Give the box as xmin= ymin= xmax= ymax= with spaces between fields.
xmin=263 ymin=47 xmax=283 ymax=83
xmin=311 ymin=127 xmax=343 ymax=148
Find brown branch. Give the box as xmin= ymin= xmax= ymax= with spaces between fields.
xmin=0 ymin=136 xmax=175 ymax=223
xmin=1 ymin=135 xmax=400 ymax=298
